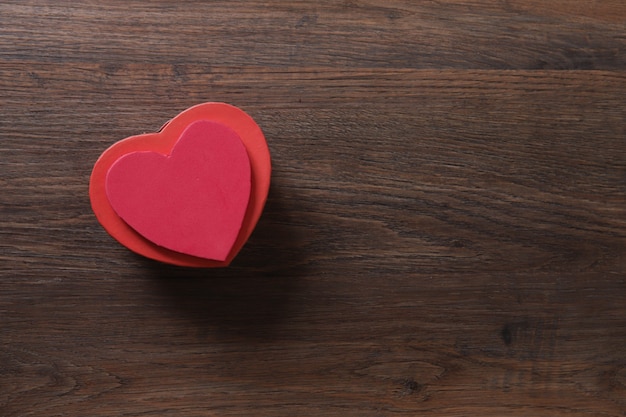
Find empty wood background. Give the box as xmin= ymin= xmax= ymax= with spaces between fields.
xmin=1 ymin=1 xmax=625 ymax=416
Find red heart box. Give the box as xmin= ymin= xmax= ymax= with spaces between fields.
xmin=89 ymin=103 xmax=271 ymax=267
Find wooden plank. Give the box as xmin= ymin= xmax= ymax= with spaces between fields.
xmin=0 ymin=1 xmax=624 ymax=69
xmin=1 ymin=65 xmax=625 ymax=415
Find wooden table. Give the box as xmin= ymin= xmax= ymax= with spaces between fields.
xmin=1 ymin=2 xmax=625 ymax=416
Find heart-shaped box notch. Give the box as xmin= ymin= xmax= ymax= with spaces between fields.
xmin=90 ymin=103 xmax=271 ymax=267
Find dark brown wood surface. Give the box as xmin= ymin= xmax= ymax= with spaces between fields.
xmin=1 ymin=1 xmax=625 ymax=416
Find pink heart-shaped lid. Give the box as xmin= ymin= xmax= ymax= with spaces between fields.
xmin=105 ymin=120 xmax=251 ymax=261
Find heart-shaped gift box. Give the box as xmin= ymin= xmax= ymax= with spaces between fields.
xmin=90 ymin=103 xmax=271 ymax=267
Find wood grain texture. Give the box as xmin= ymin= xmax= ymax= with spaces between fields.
xmin=1 ymin=1 xmax=625 ymax=416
